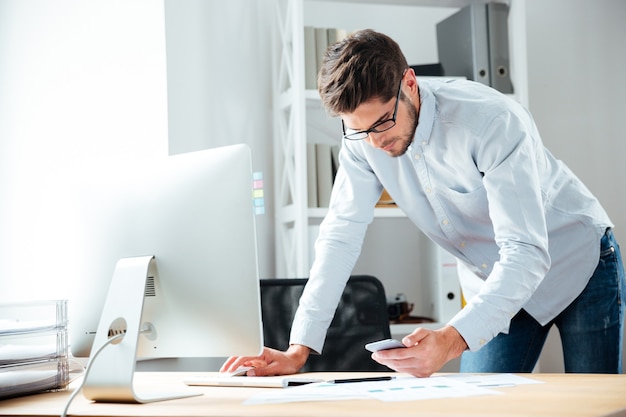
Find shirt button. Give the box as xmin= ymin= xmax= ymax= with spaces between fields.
xmin=460 ymin=242 xmax=466 ymax=248
xmin=421 ymin=140 xmax=427 ymax=146
xmin=414 ymin=154 xmax=421 ymax=160
xmin=425 ymin=187 xmax=432 ymax=193
xmin=479 ymin=339 xmax=487 ymax=346
xmin=481 ymin=263 xmax=488 ymax=269
xmin=442 ymin=219 xmax=449 ymax=226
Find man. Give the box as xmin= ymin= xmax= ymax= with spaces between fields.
xmin=223 ymin=29 xmax=625 ymax=376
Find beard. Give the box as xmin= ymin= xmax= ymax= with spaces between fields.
xmin=384 ymin=98 xmax=419 ymax=158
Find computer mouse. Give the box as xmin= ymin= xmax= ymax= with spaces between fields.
xmin=226 ymin=366 xmax=255 ymax=377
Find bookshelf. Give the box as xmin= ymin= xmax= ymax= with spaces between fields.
xmin=271 ymin=0 xmax=528 ymax=331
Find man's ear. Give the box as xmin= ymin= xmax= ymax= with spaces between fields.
xmin=403 ymin=68 xmax=419 ymax=96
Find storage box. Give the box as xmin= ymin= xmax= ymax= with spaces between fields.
xmin=0 ymin=299 xmax=68 ymax=335
xmin=0 ymin=300 xmax=70 ymax=399
xmin=0 ymin=329 xmax=68 ymax=366
xmin=0 ymin=358 xmax=69 ymax=399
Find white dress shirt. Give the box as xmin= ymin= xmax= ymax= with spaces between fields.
xmin=290 ymin=79 xmax=612 ymax=352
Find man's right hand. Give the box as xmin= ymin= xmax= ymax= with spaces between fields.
xmin=220 ymin=344 xmax=311 ymax=376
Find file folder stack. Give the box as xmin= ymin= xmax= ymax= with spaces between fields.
xmin=0 ymin=300 xmax=70 ymax=399
xmin=436 ymin=2 xmax=514 ymax=94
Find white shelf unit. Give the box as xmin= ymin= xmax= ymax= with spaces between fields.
xmin=271 ymin=0 xmax=528 ymax=330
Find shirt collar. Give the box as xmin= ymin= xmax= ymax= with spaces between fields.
xmin=413 ymin=80 xmax=436 ymax=147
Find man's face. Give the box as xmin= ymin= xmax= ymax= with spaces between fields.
xmin=341 ymin=88 xmax=418 ymax=158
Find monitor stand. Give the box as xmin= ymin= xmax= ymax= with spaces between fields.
xmin=81 ymin=255 xmax=201 ymax=403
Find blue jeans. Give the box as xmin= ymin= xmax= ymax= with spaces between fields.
xmin=460 ymin=229 xmax=625 ymax=373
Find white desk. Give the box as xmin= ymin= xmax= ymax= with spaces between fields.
xmin=1 ymin=372 xmax=626 ymax=417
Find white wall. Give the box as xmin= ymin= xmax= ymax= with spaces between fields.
xmin=525 ymin=0 xmax=626 ymax=373
xmin=0 ymin=0 xmax=276 ymax=307
xmin=0 ymin=0 xmax=169 ymax=302
xmin=526 ymin=0 xmax=626 ymax=244
xmin=162 ymin=0 xmax=275 ymax=278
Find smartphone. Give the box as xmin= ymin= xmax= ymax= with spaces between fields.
xmin=365 ymin=338 xmax=406 ymax=353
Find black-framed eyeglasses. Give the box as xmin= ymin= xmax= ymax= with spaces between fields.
xmin=341 ymin=72 xmax=405 ymax=141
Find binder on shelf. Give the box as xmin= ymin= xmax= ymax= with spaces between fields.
xmin=486 ymin=2 xmax=513 ymax=93
xmin=315 ymin=143 xmax=333 ymax=208
xmin=303 ymin=25 xmax=350 ymax=90
xmin=326 ymin=27 xmax=348 ymax=48
xmin=304 ymin=26 xmax=317 ymax=90
xmin=307 ymin=143 xmax=318 ymax=208
xmin=430 ymin=248 xmax=462 ymax=324
xmin=307 ymin=143 xmax=341 ymax=209
xmin=330 ymin=145 xmax=340 ymax=181
xmin=314 ymin=27 xmax=328 ymax=85
xmin=436 ymin=2 xmax=513 ymax=93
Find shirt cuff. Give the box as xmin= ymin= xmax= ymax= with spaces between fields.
xmin=289 ymin=312 xmax=330 ymax=355
xmin=448 ymin=304 xmax=511 ymax=352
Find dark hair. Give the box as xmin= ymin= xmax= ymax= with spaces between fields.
xmin=317 ymin=29 xmax=408 ymax=117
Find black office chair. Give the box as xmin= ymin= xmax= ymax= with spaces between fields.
xmin=259 ymin=275 xmax=392 ymax=372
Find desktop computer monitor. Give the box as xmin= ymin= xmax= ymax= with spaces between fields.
xmin=66 ymin=144 xmax=263 ymax=403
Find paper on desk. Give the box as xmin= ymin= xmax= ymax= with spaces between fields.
xmin=243 ymin=382 xmax=366 ymax=405
xmin=339 ymin=376 xmax=502 ymax=402
xmin=444 ymin=373 xmax=543 ymax=388
xmin=244 ymin=375 xmax=502 ymax=405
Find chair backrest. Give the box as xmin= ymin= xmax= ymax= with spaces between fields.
xmin=259 ymin=275 xmax=391 ymax=372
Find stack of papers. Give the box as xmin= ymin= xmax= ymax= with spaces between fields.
xmin=0 ymin=300 xmax=71 ymax=399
